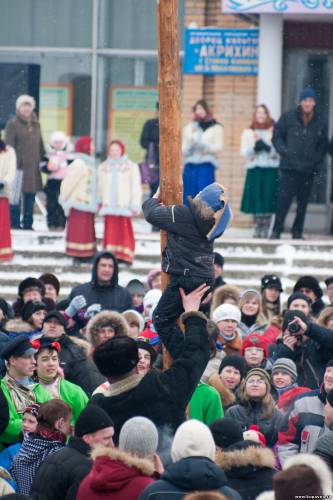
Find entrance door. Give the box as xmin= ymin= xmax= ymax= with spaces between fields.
xmin=282 ymin=50 xmax=332 ymax=234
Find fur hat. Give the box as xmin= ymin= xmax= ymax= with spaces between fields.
xmin=272 ymin=358 xmax=297 ymax=383
xmin=209 ymin=417 xmax=243 ymax=449
xmin=219 ymin=355 xmax=248 ymax=378
xmin=212 ymin=304 xmax=241 ymax=324
xmin=210 ymin=284 xmax=241 ymax=314
xmin=86 ymin=311 xmax=129 ymax=347
xmin=119 ymin=417 xmax=158 ymax=457
xmin=18 ymin=277 xmax=45 ymax=298
xmin=293 ymin=275 xmax=323 ymax=299
xmin=93 ymin=335 xmax=139 ymax=377
xmin=75 ymin=404 xmax=114 ymax=438
xmin=171 ymin=420 xmax=216 ymax=463
xmin=38 ymin=273 xmax=60 ymax=295
xmin=16 ymin=94 xmax=35 ymax=110
xmin=21 ymin=301 xmax=47 ymax=322
xmin=273 ymin=454 xmax=332 ymax=500
xmin=242 ymin=334 xmax=268 ymax=357
xmin=122 ymin=310 xmax=145 ymax=333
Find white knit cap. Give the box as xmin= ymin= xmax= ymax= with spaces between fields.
xmin=143 ymin=289 xmax=162 ymax=319
xmin=171 ymin=419 xmax=216 ymax=463
xmin=49 ymin=131 xmax=68 ymax=146
xmin=119 ymin=417 xmax=158 ymax=457
xmin=212 ymin=303 xmax=241 ymax=324
xmin=16 ymin=94 xmax=35 ymax=110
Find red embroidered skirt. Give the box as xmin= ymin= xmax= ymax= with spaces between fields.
xmin=103 ymin=215 xmax=135 ymax=264
xmin=0 ymin=198 xmax=13 ymax=261
xmin=66 ymin=208 xmax=97 ymax=257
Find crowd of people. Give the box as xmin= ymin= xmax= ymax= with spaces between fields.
xmin=0 ymin=177 xmax=331 ymax=497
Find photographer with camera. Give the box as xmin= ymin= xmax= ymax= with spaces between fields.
xmin=274 ymin=293 xmax=333 ymax=390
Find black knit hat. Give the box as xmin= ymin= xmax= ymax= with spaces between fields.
xmin=75 ymin=404 xmax=114 ymax=438
xmin=282 ymin=309 xmax=308 ymax=332
xmin=209 ymin=418 xmax=243 ymax=449
xmin=93 ymin=335 xmax=139 ymax=377
xmin=287 ymin=292 xmax=312 ymax=309
xmin=18 ymin=277 xmax=45 ymax=298
xmin=214 ymin=252 xmax=224 ymax=268
xmin=126 ymin=279 xmax=146 ymax=296
xmin=219 ymin=355 xmax=248 ymax=378
xmin=261 ymin=274 xmax=283 ymax=292
xmin=39 ymin=273 xmax=60 ymax=295
xmin=293 ymin=275 xmax=323 ymax=299
xmin=21 ymin=301 xmax=47 ymax=322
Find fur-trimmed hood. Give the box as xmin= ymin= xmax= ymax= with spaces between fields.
xmin=208 ymin=373 xmax=236 ymax=409
xmin=3 ymin=318 xmax=34 ymax=334
xmin=217 ymin=445 xmax=276 ymax=472
xmin=91 ymin=446 xmax=155 ymax=476
xmin=211 ymin=285 xmax=241 ymax=316
xmin=86 ymin=311 xmax=129 ymax=346
xmin=69 ymin=335 xmax=93 ymax=357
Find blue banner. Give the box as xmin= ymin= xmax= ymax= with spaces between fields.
xmin=184 ymin=28 xmax=259 ymax=76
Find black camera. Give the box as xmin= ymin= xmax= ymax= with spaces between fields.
xmin=287 ymin=321 xmax=301 ymax=335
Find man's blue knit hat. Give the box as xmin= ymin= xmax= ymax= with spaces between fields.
xmin=299 ymin=87 xmax=316 ymax=102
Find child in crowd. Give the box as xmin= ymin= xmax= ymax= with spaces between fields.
xmin=212 ymin=303 xmax=242 ymax=356
xmin=242 ymin=333 xmax=271 ymax=371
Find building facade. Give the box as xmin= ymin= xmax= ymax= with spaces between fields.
xmin=0 ymin=0 xmax=332 ymax=231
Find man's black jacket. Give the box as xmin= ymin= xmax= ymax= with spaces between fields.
xmin=91 ymin=311 xmax=210 ymax=443
xmin=272 ymin=106 xmax=328 ymax=173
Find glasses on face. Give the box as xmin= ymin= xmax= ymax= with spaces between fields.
xmin=246 ymin=378 xmax=266 ymax=385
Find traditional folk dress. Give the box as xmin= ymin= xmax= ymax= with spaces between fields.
xmin=98 ymin=155 xmax=142 ymax=264
xmin=240 ymin=126 xmax=280 ymax=238
xmin=59 ymin=153 xmax=98 ymax=258
xmin=0 ymin=146 xmax=16 ymax=261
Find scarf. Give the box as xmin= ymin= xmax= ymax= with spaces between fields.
xmin=107 ymin=373 xmax=143 ymax=397
xmin=3 ymin=373 xmax=36 ymax=413
xmin=241 ymin=313 xmax=257 ymax=328
xmin=194 ymin=114 xmax=217 ymax=131
xmin=250 ymin=119 xmax=274 ymax=130
xmin=275 ymin=382 xmax=298 ymax=396
xmin=36 ymin=426 xmax=67 ymax=444
xmin=106 ymin=155 xmax=130 ymax=171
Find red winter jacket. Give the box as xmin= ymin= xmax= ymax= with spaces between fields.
xmin=76 ymin=447 xmax=155 ymax=500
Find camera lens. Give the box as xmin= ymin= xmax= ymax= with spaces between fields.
xmin=288 ymin=322 xmax=300 ymax=334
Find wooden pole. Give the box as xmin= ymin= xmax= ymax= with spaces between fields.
xmin=157 ymin=0 xmax=183 ymax=367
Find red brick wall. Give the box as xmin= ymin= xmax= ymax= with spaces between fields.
xmin=182 ymin=0 xmax=258 ymax=227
